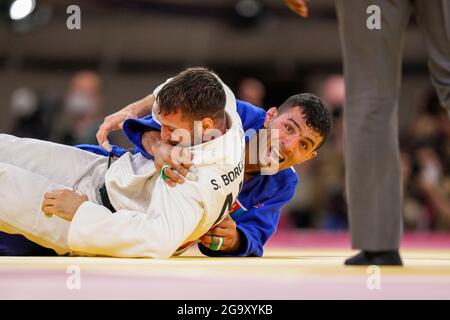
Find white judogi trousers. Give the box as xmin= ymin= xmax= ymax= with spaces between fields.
xmin=0 ymin=134 xmax=108 ymax=255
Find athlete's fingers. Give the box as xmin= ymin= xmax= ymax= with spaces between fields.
xmin=45 ymin=193 xmax=57 ymax=201
xmin=171 ymin=163 xmax=190 ymax=178
xmin=50 ymin=188 xmax=65 ymax=193
xmin=285 ymin=0 xmax=309 ymax=17
xmin=212 ymin=216 xmax=236 ymax=229
xmin=208 ymin=235 xmax=228 ymax=250
xmin=209 ymin=228 xmax=233 ymax=239
xmin=159 ymin=166 xmax=177 ymax=187
xmin=163 ymin=168 xmax=185 ymax=185
xmin=42 ymin=205 xmax=57 ymax=218
xmin=96 ymin=120 xmax=117 ymax=146
xmin=96 ymin=123 xmax=109 ymax=147
xmin=41 ymin=202 xmax=55 ymax=215
xmin=200 ymin=235 xmax=226 ymax=249
xmin=199 ymin=235 xmax=211 ymax=247
xmin=117 ymin=119 xmax=127 ymax=130
xmin=165 ymin=178 xmax=176 ymax=188
xmin=101 ymin=140 xmax=112 ymax=153
xmin=96 ymin=113 xmax=126 ymax=145
xmin=201 ymin=234 xmax=230 ymax=251
xmin=171 ymin=147 xmax=193 ymax=167
xmin=182 ymin=162 xmax=193 ymax=171
xmin=41 ymin=199 xmax=56 ymax=208
xmin=165 ymin=160 xmax=196 ymax=181
xmin=44 ymin=192 xmax=57 ymax=199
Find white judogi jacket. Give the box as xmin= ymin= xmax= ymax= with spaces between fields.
xmin=67 ymin=76 xmax=245 ymax=258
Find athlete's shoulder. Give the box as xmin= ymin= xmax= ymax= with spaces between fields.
xmin=272 ymin=167 xmax=299 ymax=186
xmin=260 ymin=167 xmax=298 ymax=204
xmin=238 ymin=167 xmax=298 ymax=206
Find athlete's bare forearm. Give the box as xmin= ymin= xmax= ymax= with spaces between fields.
xmin=96 ymin=94 xmax=155 ymax=147
xmin=130 ymin=94 xmax=155 ymax=118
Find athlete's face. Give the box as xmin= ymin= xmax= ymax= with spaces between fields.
xmin=158 ymin=112 xmax=195 ymax=147
xmin=158 ymin=111 xmax=215 ymax=147
xmin=261 ymin=106 xmax=323 ymax=173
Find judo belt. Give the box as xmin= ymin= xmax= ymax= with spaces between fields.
xmin=99 ymin=152 xmax=117 ymax=213
xmin=99 ymin=183 xmax=116 ymax=213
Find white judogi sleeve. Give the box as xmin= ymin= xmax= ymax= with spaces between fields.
xmin=68 ymin=179 xmax=204 ymax=259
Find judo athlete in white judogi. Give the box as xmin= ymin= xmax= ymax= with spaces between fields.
xmin=0 ymin=68 xmax=245 ymax=258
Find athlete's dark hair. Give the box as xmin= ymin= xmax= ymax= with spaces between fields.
xmin=278 ymin=93 xmax=332 ymax=150
xmin=156 ymin=67 xmax=226 ymax=121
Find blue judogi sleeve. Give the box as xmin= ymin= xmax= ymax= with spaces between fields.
xmin=198 ymin=169 xmax=298 ymax=257
xmin=75 ymin=144 xmax=128 ymax=157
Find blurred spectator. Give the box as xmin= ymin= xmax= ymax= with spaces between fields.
xmin=54 ymin=70 xmax=104 ymax=145
xmin=314 ymin=75 xmax=347 ymax=230
xmin=284 ymin=160 xmax=319 ymax=228
xmin=9 ymin=87 xmax=55 ymax=140
xmin=318 ymin=75 xmax=345 ymax=149
xmin=238 ymin=78 xmax=266 ymax=107
xmin=401 ymin=88 xmax=450 ymax=231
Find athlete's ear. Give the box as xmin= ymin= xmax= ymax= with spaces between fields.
xmin=307 ymin=151 xmax=318 ymax=161
xmin=264 ymin=107 xmax=278 ymax=128
xmin=201 ymin=117 xmax=214 ymax=130
xmin=201 ymin=117 xmax=223 ymax=142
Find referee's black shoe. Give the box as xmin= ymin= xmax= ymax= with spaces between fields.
xmin=345 ymin=250 xmax=403 ymax=266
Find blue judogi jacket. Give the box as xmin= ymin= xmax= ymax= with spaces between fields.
xmin=0 ymin=100 xmax=298 ymax=257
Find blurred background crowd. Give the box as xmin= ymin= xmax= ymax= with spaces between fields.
xmin=0 ymin=0 xmax=449 ymax=231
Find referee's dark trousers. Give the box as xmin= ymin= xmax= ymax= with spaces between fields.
xmin=335 ymin=0 xmax=450 ymax=250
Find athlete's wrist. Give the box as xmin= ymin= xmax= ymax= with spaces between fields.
xmin=134 ymin=94 xmax=155 ymax=118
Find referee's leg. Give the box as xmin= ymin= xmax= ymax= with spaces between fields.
xmin=336 ymin=0 xmax=410 ymax=262
xmin=414 ymin=0 xmax=450 ymax=116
